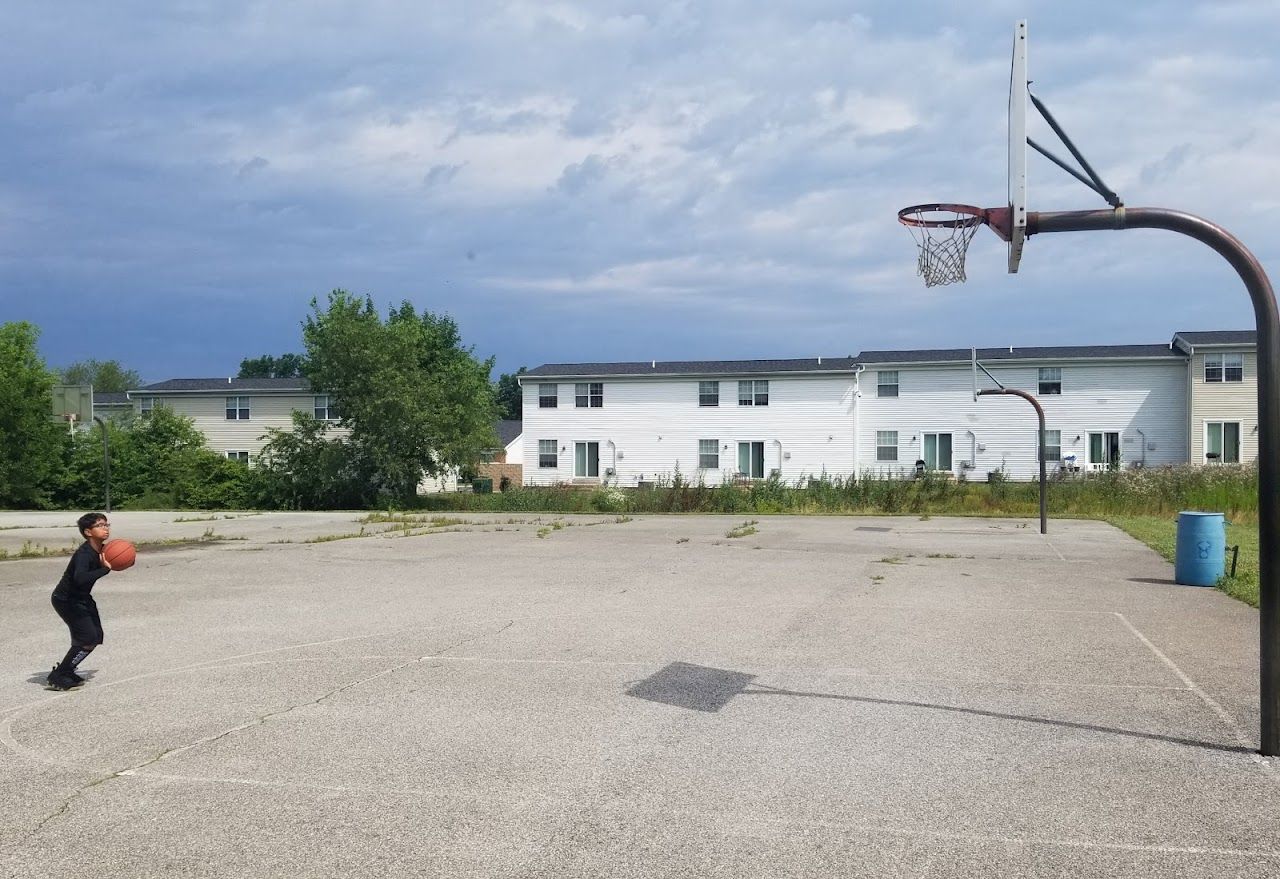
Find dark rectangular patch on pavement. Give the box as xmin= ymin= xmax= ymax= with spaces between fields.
xmin=626 ymin=662 xmax=756 ymax=712
xmin=855 ymin=526 xmax=892 ymax=532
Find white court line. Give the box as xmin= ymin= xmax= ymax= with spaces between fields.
xmin=1114 ymin=612 xmax=1265 ymax=765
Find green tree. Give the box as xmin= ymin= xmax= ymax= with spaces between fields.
xmin=494 ymin=366 xmax=526 ymax=421
xmin=0 ymin=322 xmax=66 ymax=508
xmin=254 ymin=413 xmax=372 ymax=509
xmin=60 ymin=359 xmax=142 ymax=392
xmin=238 ymin=353 xmax=305 ymax=379
xmin=303 ymin=291 xmax=497 ymax=503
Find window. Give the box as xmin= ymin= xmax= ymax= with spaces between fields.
xmin=877 ymin=371 xmax=898 ymax=398
xmin=225 ymin=451 xmax=250 ymax=464
xmin=738 ymin=380 xmax=768 ymax=406
xmin=138 ymin=396 xmax=155 ymax=415
xmin=313 ymin=395 xmax=338 ymax=421
xmin=737 ymin=441 xmax=765 ymax=478
xmin=575 ymin=382 xmax=603 ymax=408
xmin=538 ymin=384 xmax=558 ymax=408
xmin=1204 ymin=353 xmax=1244 ymax=383
xmin=698 ymin=381 xmax=720 ymax=407
xmin=574 ymin=441 xmax=600 ymax=477
xmin=922 ymin=432 xmax=952 ymax=471
xmin=1039 ymin=429 xmax=1062 ymax=462
xmin=699 ymin=439 xmax=720 ymax=469
xmin=876 ymin=431 xmax=898 ymax=462
xmin=1206 ymin=422 xmax=1241 ymax=463
xmin=225 ymin=396 xmax=250 ymax=420
xmin=1038 ymin=367 xmax=1062 ymax=395
xmin=538 ymin=439 xmax=558 ymax=468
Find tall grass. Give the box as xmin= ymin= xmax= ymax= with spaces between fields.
xmin=410 ymin=463 xmax=1259 ymax=522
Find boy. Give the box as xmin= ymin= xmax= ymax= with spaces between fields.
xmin=46 ymin=512 xmax=117 ymax=691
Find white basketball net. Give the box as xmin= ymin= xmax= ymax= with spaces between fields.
xmin=902 ymin=209 xmax=982 ymax=287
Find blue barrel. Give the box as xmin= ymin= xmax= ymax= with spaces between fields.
xmin=1174 ymin=512 xmax=1226 ymax=586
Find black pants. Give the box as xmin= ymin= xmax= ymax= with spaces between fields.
xmin=51 ymin=593 xmax=104 ymax=646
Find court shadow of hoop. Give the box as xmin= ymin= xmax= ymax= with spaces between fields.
xmin=625 ymin=662 xmax=755 ymax=712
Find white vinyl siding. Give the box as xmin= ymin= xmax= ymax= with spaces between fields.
xmin=133 ymin=392 xmax=344 ymax=460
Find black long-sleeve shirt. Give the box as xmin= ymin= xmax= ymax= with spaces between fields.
xmin=53 ymin=541 xmax=110 ymax=599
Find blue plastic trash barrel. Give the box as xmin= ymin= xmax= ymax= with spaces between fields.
xmin=1174 ymin=512 xmax=1226 ymax=586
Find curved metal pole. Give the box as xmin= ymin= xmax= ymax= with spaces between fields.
xmin=978 ymin=388 xmax=1047 ymax=534
xmin=1030 ymin=207 xmax=1280 ymax=756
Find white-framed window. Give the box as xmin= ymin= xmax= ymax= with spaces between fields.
xmin=699 ymin=439 xmax=720 ymax=469
xmin=922 ymin=432 xmax=952 ymax=471
xmin=1039 ymin=429 xmax=1062 ymax=462
xmin=698 ymin=381 xmax=719 ymax=407
xmin=1038 ymin=368 xmax=1062 ymax=395
xmin=574 ymin=441 xmax=600 ymax=477
xmin=538 ymin=384 xmax=558 ymax=408
xmin=575 ymin=382 xmax=603 ymax=408
xmin=1205 ymin=421 xmax=1241 ymax=463
xmin=1087 ymin=431 xmax=1121 ymax=467
xmin=225 ymin=450 xmax=250 ymax=464
xmin=138 ymin=396 xmax=155 ymax=415
xmin=738 ymin=380 xmax=768 ymax=406
xmin=737 ymin=441 xmax=765 ymax=478
xmin=876 ymin=431 xmax=898 ymax=462
xmin=538 ymin=439 xmax=558 ymax=468
xmin=877 ymin=371 xmax=899 ymax=398
xmin=313 ymin=395 xmax=338 ymax=421
xmin=1204 ymin=353 xmax=1244 ymax=383
xmin=225 ymin=396 xmax=250 ymax=420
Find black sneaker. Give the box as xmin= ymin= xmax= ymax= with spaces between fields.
xmin=45 ymin=667 xmax=83 ymax=691
xmin=68 ymin=669 xmax=86 ymax=684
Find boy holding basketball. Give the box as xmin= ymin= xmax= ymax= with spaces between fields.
xmin=46 ymin=513 xmax=117 ymax=691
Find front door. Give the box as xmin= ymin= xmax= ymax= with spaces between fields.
xmin=574 ymin=441 xmax=599 ymax=478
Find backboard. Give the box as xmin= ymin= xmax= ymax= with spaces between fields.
xmin=1008 ymin=19 xmax=1028 ymax=272
xmin=51 ymin=384 xmax=94 ymax=425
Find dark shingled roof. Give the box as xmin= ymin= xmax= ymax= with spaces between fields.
xmin=496 ymin=419 xmax=522 ymax=446
xmin=1174 ymin=330 xmax=1256 ymax=346
xmin=92 ymin=392 xmax=131 ymax=406
xmin=854 ymin=344 xmax=1183 ymax=365
xmin=136 ymin=377 xmax=313 ymax=393
xmin=524 ymin=358 xmax=857 ymax=378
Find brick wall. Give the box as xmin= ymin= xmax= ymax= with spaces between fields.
xmin=478 ymin=462 xmax=522 ymax=490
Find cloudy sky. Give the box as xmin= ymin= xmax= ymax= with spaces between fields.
xmin=3 ymin=2 xmax=1277 ymax=383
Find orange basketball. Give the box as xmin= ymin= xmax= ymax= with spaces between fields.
xmin=103 ymin=540 xmax=136 ymax=571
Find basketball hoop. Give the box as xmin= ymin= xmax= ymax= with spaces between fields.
xmin=897 ymin=203 xmax=994 ymax=287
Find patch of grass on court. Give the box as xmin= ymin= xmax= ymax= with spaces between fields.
xmin=302 ymin=527 xmax=369 ymax=543
xmin=1107 ymin=515 xmax=1259 ymax=608
xmin=726 ymin=520 xmax=758 ymax=539
xmin=0 ymin=540 xmax=78 ymax=561
xmin=926 ymin=553 xmax=960 ymax=559
xmin=876 ymin=556 xmax=903 ymax=565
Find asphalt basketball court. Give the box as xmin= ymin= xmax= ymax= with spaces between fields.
xmin=0 ymin=510 xmax=1275 ymax=877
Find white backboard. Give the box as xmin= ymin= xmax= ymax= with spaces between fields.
xmin=1008 ymin=20 xmax=1028 ymax=272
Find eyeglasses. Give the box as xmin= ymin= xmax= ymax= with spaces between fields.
xmin=91 ymin=522 xmax=111 ymax=529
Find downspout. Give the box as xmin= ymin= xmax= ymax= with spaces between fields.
xmin=774 ymin=439 xmax=784 ymax=481
xmin=852 ymin=364 xmax=865 ymax=481
xmin=1135 ymin=427 xmax=1147 ymax=468
xmin=607 ymin=439 xmax=617 ymax=485
xmin=965 ymin=429 xmax=977 ymax=471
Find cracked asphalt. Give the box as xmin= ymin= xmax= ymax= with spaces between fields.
xmin=0 ymin=510 xmax=1276 ymax=878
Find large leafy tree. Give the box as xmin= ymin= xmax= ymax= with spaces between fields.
xmin=238 ymin=353 xmax=305 ymax=379
xmin=303 ymin=291 xmax=497 ymax=502
xmin=60 ymin=359 xmax=142 ymax=393
xmin=494 ymin=366 xmax=526 ymax=421
xmin=0 ymin=322 xmax=67 ymax=508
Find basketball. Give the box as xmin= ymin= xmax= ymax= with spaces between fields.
xmin=103 ymin=540 xmax=136 ymax=571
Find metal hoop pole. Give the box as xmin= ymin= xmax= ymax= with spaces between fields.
xmin=1030 ymin=206 xmax=1280 ymax=756
xmin=978 ymin=388 xmax=1047 ymax=534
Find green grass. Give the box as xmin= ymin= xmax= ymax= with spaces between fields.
xmin=1107 ymin=515 xmax=1259 ymax=607
xmin=725 ymin=520 xmax=759 ymax=539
